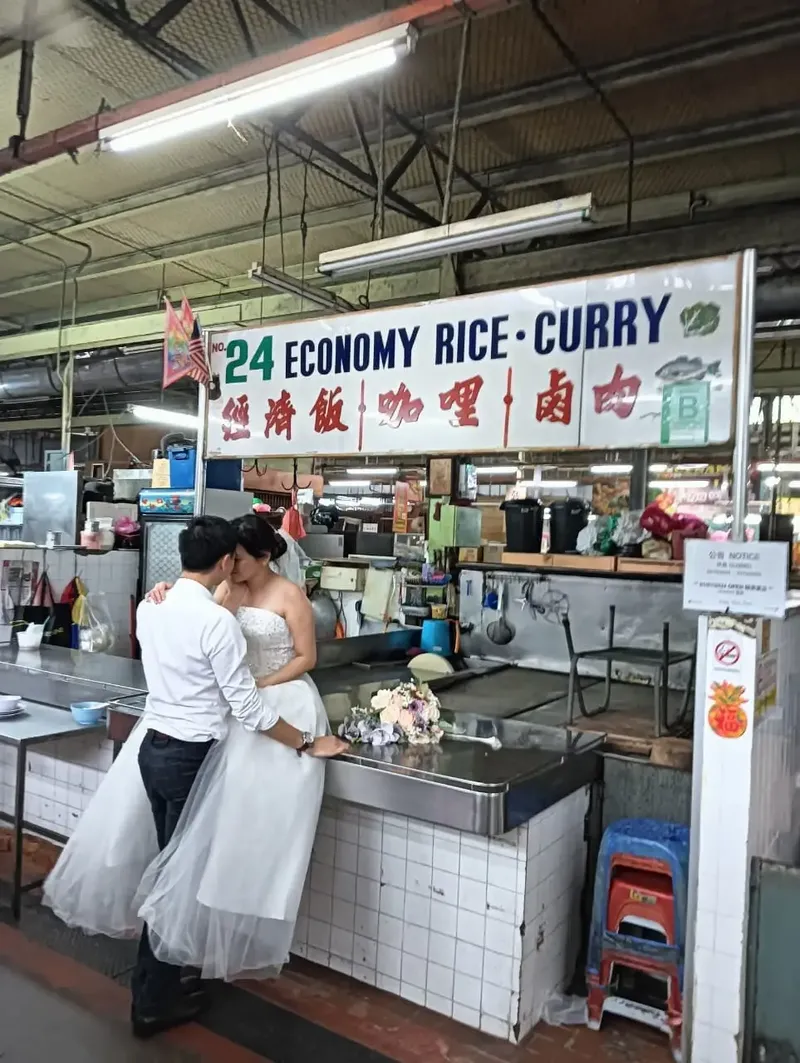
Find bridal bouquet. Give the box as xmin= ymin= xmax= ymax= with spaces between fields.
xmin=339 ymin=682 xmax=443 ymax=747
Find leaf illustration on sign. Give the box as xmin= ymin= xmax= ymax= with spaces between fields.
xmin=680 ymin=301 xmax=720 ymax=337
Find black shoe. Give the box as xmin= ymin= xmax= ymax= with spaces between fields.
xmin=131 ymin=994 xmax=207 ymax=1039
xmin=180 ymin=972 xmax=204 ymax=995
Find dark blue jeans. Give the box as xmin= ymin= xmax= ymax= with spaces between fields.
xmin=131 ymin=729 xmax=214 ymax=1018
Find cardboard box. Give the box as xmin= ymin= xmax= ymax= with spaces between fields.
xmin=480 ymin=505 xmax=505 ymax=542
xmin=482 ymin=543 xmax=504 ymax=564
xmin=501 ymin=552 xmax=552 ymax=567
xmin=616 ymin=558 xmax=684 ymax=576
xmin=458 ymin=547 xmax=483 ymax=563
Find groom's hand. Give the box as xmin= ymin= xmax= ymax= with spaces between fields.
xmin=308 ymin=736 xmax=350 ymax=759
xmin=145 ymin=582 xmax=173 ymax=604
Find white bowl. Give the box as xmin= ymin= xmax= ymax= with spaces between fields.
xmin=0 ymin=694 xmax=21 ymax=714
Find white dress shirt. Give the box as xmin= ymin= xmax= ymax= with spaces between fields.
xmin=136 ymin=578 xmax=277 ymax=742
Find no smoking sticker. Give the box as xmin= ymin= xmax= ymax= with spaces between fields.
xmin=715 ymin=640 xmax=740 ymax=666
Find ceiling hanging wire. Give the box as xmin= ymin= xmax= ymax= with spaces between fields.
xmin=299 ymin=151 xmax=311 ymax=315
xmin=275 ymin=136 xmax=286 ymax=273
xmin=258 ymin=130 xmax=275 ymax=325
xmin=441 ymin=14 xmax=471 ymax=227
xmin=530 ymin=0 xmax=636 ymax=233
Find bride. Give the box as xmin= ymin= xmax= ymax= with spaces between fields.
xmin=43 ymin=513 xmax=345 ymax=982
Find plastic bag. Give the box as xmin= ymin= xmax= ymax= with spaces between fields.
xmin=541 ymin=992 xmax=588 ymax=1027
xmin=271 ymin=531 xmax=310 ymax=588
xmin=73 ymin=590 xmax=117 ymax=653
xmin=640 ymin=502 xmax=673 ymax=539
xmin=612 ymin=510 xmax=648 ymax=547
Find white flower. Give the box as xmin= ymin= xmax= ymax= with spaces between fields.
xmin=371 ymin=688 xmax=393 ymax=712
xmin=380 ymin=704 xmax=400 ymax=725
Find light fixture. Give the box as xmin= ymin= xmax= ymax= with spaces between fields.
xmin=648 ymin=463 xmax=668 ymax=473
xmin=130 ymin=404 xmax=199 ymax=429
xmin=249 ymin=265 xmax=354 ymax=313
xmin=649 ymin=479 xmax=710 ymax=489
xmin=765 ymin=476 xmax=781 ymax=488
xmin=346 ymin=466 xmax=398 ymax=475
xmin=476 ymin=465 xmax=518 ymax=476
xmin=519 ymin=479 xmax=578 ymax=489
xmin=757 ymin=462 xmax=776 ymax=471
xmin=674 ymin=463 xmax=709 ymax=470
xmin=788 ymin=481 xmax=800 ymax=489
xmin=589 ymin=464 xmax=633 ymax=474
xmin=318 ymin=194 xmax=594 ymax=277
xmin=776 ymin=462 xmax=800 ymax=472
xmin=103 ymin=25 xmax=414 ymax=152
xmin=328 ymin=479 xmax=370 ymax=488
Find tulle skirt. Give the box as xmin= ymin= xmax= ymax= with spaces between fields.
xmin=43 ymin=675 xmax=328 ymax=981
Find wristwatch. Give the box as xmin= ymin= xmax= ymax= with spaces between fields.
xmin=297 ymin=731 xmax=315 ymax=756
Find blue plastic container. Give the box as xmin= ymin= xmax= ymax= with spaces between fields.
xmin=206 ymin=459 xmax=243 ymax=490
xmin=420 ymin=619 xmax=452 ymax=655
xmin=168 ymin=446 xmax=197 ymax=489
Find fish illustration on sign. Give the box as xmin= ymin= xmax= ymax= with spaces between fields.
xmin=655 ymin=356 xmax=721 ymax=383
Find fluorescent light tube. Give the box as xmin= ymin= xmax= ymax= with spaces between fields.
xmin=519 ymin=479 xmax=578 ymax=489
xmin=476 ymin=466 xmax=518 ymax=476
xmin=649 ymin=479 xmax=710 ymax=489
xmin=764 ymin=476 xmax=781 ymax=487
xmin=674 ymin=463 xmax=709 ymax=470
xmin=131 ymin=404 xmax=198 ymax=429
xmin=329 ymin=479 xmax=369 ymax=487
xmin=776 ymin=462 xmax=800 ymax=472
xmin=104 ymin=26 xmax=413 ymax=152
xmin=789 ymin=481 xmax=800 ymax=489
xmin=346 ymin=466 xmax=398 ymax=475
xmin=590 ymin=464 xmax=633 ymax=474
xmin=249 ymin=264 xmax=354 ymax=313
xmin=318 ymin=195 xmax=594 ymax=277
xmin=648 ymin=463 xmax=668 ymax=472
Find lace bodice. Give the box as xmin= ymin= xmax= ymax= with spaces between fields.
xmin=236 ymin=607 xmax=295 ymax=678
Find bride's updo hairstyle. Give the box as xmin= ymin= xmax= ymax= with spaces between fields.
xmin=232 ymin=513 xmax=289 ymax=562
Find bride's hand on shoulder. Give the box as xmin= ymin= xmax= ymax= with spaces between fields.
xmin=145 ymin=582 xmax=173 ymax=604
xmin=308 ymin=735 xmax=350 ymax=759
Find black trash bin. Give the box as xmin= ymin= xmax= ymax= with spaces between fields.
xmin=549 ymin=499 xmax=589 ymax=554
xmin=501 ymin=498 xmax=544 ymax=553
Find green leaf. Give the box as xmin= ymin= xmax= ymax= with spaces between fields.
xmin=680 ymin=301 xmax=721 ymax=337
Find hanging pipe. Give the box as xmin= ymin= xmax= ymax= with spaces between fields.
xmin=441 ymin=15 xmax=471 ymax=226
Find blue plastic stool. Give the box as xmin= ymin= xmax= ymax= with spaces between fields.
xmin=587 ymin=819 xmax=690 ymax=984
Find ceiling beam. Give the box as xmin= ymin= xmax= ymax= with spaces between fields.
xmin=3 ymin=108 xmax=800 ymax=300
xmin=144 ymin=0 xmax=195 ymax=33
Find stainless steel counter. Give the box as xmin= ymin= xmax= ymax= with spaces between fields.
xmin=0 ymin=643 xmax=602 ymax=835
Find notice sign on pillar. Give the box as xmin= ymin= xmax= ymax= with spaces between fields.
xmin=684 ymin=540 xmax=788 ymax=618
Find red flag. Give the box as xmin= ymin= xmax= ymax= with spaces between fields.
xmin=163 ymin=296 xmax=209 ymax=388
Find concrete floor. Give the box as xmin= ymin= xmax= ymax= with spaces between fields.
xmin=0 ymin=965 xmax=199 ymax=1063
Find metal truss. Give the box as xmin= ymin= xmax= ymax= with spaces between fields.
xmin=74 ymin=0 xmax=494 ymax=228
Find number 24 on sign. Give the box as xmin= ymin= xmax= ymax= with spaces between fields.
xmin=224 ymin=338 xmax=273 ymax=383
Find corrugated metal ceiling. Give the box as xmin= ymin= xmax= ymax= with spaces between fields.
xmin=0 ymin=0 xmax=798 ymax=331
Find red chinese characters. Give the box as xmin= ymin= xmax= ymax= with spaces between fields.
xmin=221 ymin=395 xmax=251 ymax=441
xmin=593 ymin=363 xmax=641 ymax=420
xmin=309 ymin=387 xmax=348 ymax=434
xmin=439 ymin=375 xmax=483 ymax=428
xmin=264 ymin=389 xmax=296 ymax=440
xmin=536 ymin=369 xmax=574 ymax=425
xmin=377 ymin=383 xmax=424 ymax=429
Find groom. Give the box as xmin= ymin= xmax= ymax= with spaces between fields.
xmin=133 ymin=515 xmax=345 ymax=1038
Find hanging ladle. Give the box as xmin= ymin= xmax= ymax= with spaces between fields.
xmin=486 ymin=583 xmax=515 ymax=645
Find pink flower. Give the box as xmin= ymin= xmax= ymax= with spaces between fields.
xmin=380 ymin=705 xmax=400 ymax=725
xmin=397 ymin=708 xmax=415 ymax=733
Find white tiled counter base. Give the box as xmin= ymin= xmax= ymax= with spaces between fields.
xmin=292 ymin=786 xmax=589 ymax=1042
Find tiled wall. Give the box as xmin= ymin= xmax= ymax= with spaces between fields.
xmin=0 ymin=731 xmax=113 ymax=834
xmin=0 ymin=547 xmax=139 ymax=658
xmin=292 ymin=787 xmax=589 ymax=1042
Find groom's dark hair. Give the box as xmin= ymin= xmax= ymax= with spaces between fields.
xmin=179 ymin=516 xmax=238 ymax=573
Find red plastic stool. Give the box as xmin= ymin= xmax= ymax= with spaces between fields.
xmin=607 ymin=866 xmax=676 ymax=944
xmin=587 ymin=948 xmax=682 ymax=1061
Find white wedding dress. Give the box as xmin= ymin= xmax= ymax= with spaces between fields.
xmin=43 ymin=607 xmax=328 ymax=982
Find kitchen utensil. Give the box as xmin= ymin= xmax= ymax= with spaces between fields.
xmin=0 ymin=707 xmax=25 ymax=720
xmin=70 ymin=701 xmax=107 ymax=726
xmin=486 ymin=584 xmax=515 ymax=645
xmin=443 ymin=731 xmax=502 ymax=751
xmin=420 ymin=619 xmax=453 ymax=655
xmin=0 ymin=695 xmax=21 ymax=714
xmin=409 ymin=652 xmax=455 ymax=684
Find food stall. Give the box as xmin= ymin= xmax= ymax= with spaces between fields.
xmin=3 ymin=249 xmax=793 ymax=1062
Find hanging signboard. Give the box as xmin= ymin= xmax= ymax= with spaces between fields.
xmin=206 ymin=254 xmax=740 ymax=458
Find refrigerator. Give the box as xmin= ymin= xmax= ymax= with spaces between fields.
xmin=138 ymin=488 xmax=254 ymax=595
